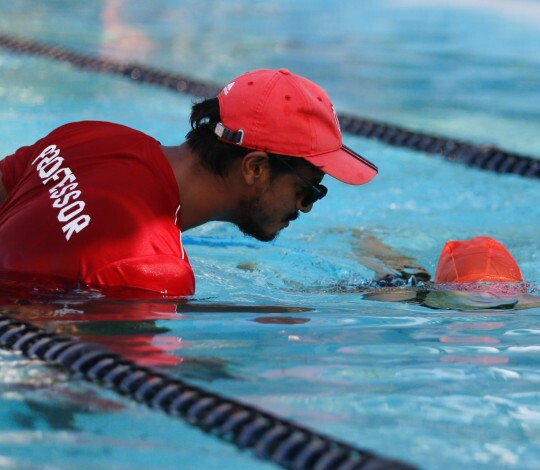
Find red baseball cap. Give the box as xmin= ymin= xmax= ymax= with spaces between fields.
xmin=434 ymin=236 xmax=524 ymax=283
xmin=214 ymin=68 xmax=378 ymax=185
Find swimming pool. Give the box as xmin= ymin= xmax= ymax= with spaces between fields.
xmin=1 ymin=1 xmax=540 ymax=469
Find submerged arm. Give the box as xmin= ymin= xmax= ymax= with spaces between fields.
xmin=351 ymin=229 xmax=431 ymax=282
xmin=515 ymin=294 xmax=540 ymax=310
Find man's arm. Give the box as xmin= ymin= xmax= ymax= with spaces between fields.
xmin=0 ymin=170 xmax=8 ymax=205
xmin=0 ymin=143 xmax=34 ymax=205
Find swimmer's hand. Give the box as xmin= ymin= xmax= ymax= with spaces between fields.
xmin=351 ymin=231 xmax=431 ymax=282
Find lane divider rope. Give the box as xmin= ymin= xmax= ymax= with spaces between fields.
xmin=0 ymin=34 xmax=538 ymax=180
xmin=0 ymin=312 xmax=416 ymax=470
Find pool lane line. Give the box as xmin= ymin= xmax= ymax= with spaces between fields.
xmin=1 ymin=33 xmax=538 ymax=180
xmin=0 ymin=312 xmax=417 ymax=470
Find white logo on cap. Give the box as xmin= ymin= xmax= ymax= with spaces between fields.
xmin=223 ymin=81 xmax=235 ymax=95
xmin=332 ymin=105 xmax=342 ymax=135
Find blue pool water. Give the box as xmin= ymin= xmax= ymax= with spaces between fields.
xmin=1 ymin=1 xmax=540 ymax=469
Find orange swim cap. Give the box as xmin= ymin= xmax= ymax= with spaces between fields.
xmin=434 ymin=236 xmax=523 ymax=284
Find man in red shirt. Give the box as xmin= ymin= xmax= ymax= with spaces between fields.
xmin=0 ymin=68 xmax=377 ymax=296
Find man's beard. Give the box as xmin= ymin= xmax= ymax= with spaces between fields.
xmin=236 ymin=195 xmax=297 ymax=242
xmin=237 ymin=196 xmax=277 ymax=242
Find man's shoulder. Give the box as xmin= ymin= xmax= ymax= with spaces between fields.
xmin=50 ymin=120 xmax=151 ymax=139
xmin=42 ymin=121 xmax=160 ymax=156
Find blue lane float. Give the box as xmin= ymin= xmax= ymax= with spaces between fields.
xmin=0 ymin=312 xmax=416 ymax=470
xmin=0 ymin=34 xmax=538 ymax=180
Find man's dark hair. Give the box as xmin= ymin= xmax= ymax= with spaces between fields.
xmin=186 ymin=98 xmax=307 ymax=177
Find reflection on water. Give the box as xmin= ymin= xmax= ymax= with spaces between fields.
xmin=0 ymin=278 xmax=314 ymax=376
xmin=1 ymin=275 xmax=540 ymax=469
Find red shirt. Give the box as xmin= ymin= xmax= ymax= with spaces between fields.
xmin=0 ymin=121 xmax=194 ymax=296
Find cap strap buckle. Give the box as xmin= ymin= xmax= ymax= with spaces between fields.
xmin=214 ymin=122 xmax=244 ymax=145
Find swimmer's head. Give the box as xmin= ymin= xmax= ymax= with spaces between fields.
xmin=434 ymin=236 xmax=523 ymax=284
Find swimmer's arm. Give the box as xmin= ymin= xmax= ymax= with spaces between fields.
xmin=351 ymin=229 xmax=431 ymax=282
xmin=515 ymin=294 xmax=540 ymax=310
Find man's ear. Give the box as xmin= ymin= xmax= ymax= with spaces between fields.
xmin=241 ymin=151 xmax=271 ymax=185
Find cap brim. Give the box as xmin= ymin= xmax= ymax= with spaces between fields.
xmin=304 ymin=145 xmax=378 ymax=185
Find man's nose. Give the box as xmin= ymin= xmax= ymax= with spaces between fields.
xmin=297 ymin=199 xmax=314 ymax=213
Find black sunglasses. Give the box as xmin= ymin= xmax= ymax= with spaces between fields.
xmin=274 ymin=157 xmax=328 ymax=207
